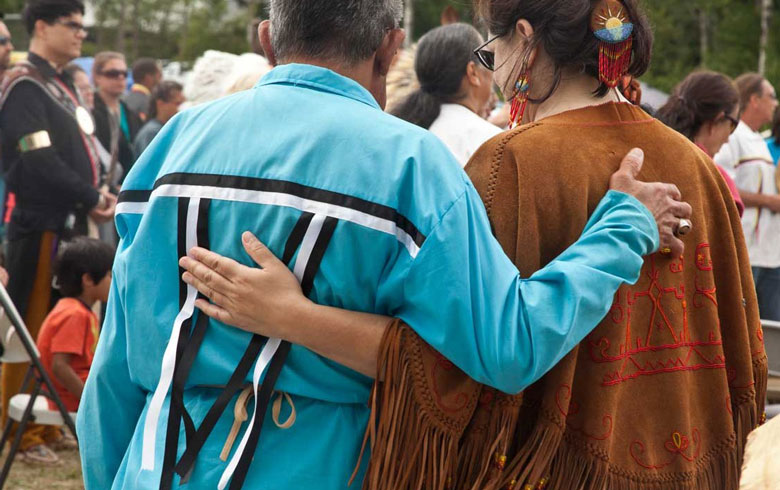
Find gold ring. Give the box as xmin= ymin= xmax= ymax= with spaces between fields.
xmin=660 ymin=247 xmax=672 ymax=255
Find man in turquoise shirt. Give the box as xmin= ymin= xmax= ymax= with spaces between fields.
xmin=78 ymin=1 xmax=690 ymax=488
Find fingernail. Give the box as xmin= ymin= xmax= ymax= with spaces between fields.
xmin=179 ymin=256 xmax=189 ymax=267
xmin=242 ymin=231 xmax=254 ymax=243
xmin=629 ymin=148 xmax=644 ymax=159
xmin=182 ymin=272 xmax=191 ymax=283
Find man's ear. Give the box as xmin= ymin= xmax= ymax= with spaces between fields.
xmin=258 ymin=20 xmax=277 ymax=66
xmin=34 ymin=19 xmax=48 ymax=41
xmin=465 ymin=60 xmax=481 ymax=88
xmin=82 ymin=272 xmax=95 ymax=289
xmin=375 ymin=28 xmax=406 ymax=77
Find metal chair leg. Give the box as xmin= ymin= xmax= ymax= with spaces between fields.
xmin=0 ymin=381 xmax=42 ymax=488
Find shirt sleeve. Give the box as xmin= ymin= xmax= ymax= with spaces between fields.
xmin=0 ymin=81 xmax=100 ymax=209
xmin=398 ymin=186 xmax=659 ymax=394
xmin=733 ymin=161 xmax=764 ymax=194
xmin=49 ymin=311 xmax=89 ymax=356
xmin=78 ymin=262 xmax=146 ymax=489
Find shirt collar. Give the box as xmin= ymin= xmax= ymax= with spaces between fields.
xmin=27 ymin=52 xmax=59 ymax=80
xmin=255 ymin=63 xmax=380 ymax=110
xmin=132 ymin=83 xmax=151 ymax=96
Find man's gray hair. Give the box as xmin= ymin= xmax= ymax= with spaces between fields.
xmin=270 ymin=0 xmax=403 ymax=65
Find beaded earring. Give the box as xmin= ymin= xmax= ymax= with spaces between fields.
xmin=591 ymin=0 xmax=634 ymax=89
xmin=508 ymin=69 xmax=530 ymax=129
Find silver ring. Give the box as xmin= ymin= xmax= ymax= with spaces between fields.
xmin=676 ymin=218 xmax=692 ymax=237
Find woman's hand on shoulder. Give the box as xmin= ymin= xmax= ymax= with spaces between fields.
xmin=179 ymin=232 xmax=308 ymax=338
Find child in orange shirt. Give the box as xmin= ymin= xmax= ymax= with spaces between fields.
xmin=33 ymin=237 xmax=114 ymax=461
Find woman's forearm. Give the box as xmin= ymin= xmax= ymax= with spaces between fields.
xmin=278 ymin=301 xmax=390 ymax=378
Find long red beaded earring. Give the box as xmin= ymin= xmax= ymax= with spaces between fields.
xmin=508 ymin=68 xmax=530 ymax=129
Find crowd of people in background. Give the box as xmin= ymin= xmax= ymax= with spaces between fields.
xmin=0 ymin=0 xmax=776 ymax=486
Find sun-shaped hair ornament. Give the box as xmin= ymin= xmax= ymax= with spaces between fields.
xmin=590 ymin=0 xmax=634 ymax=88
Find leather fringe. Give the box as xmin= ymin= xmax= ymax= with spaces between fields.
xmin=359 ymin=321 xmax=461 ymax=490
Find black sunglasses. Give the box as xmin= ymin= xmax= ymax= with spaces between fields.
xmin=0 ymin=36 xmax=10 ymax=46
xmin=55 ymin=19 xmax=88 ymax=35
xmin=473 ymin=34 xmax=500 ymax=71
xmin=723 ymin=114 xmax=739 ymax=134
xmin=100 ymin=69 xmax=128 ymax=79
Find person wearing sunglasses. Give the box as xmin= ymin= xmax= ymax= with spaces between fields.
xmin=0 ymin=19 xmax=14 ymax=79
xmin=0 ymin=0 xmax=116 ymax=467
xmin=714 ymin=73 xmax=780 ymax=323
xmin=77 ymin=0 xmax=693 ymax=488
xmin=391 ymin=23 xmax=501 ymax=167
xmin=92 ymin=51 xmax=142 ymax=185
xmin=173 ymin=0 xmax=766 ymax=488
xmin=657 ymin=71 xmax=744 ymax=216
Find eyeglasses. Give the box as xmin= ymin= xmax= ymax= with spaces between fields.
xmin=0 ymin=36 xmax=10 ymax=46
xmin=473 ymin=34 xmax=500 ymax=71
xmin=55 ymin=19 xmax=88 ymax=35
xmin=723 ymin=114 xmax=739 ymax=133
xmin=100 ymin=69 xmax=128 ymax=80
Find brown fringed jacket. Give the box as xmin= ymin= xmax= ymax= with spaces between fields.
xmin=361 ymin=103 xmax=767 ymax=490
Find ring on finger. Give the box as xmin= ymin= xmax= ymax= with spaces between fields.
xmin=675 ymin=218 xmax=692 ymax=237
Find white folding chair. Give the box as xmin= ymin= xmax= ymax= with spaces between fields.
xmin=761 ymin=319 xmax=780 ymax=420
xmin=0 ymin=283 xmax=76 ymax=487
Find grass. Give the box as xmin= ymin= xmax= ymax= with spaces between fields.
xmin=2 ymin=449 xmax=83 ymax=490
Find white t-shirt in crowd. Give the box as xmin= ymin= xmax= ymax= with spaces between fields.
xmin=429 ymin=103 xmax=503 ymax=167
xmin=714 ymin=121 xmax=780 ymax=268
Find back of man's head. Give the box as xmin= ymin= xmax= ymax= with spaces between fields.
xmin=149 ymin=80 xmax=183 ymax=120
xmin=735 ymin=73 xmax=766 ymax=113
xmin=132 ymin=57 xmax=161 ymax=87
xmin=269 ymin=0 xmax=402 ymax=65
xmin=22 ymin=0 xmax=84 ymax=36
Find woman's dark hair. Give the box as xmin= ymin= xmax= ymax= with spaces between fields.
xmin=63 ymin=62 xmax=86 ymax=79
xmin=391 ymin=23 xmax=484 ymax=129
xmin=22 ymin=0 xmax=85 ymax=35
xmin=475 ymin=0 xmax=652 ymax=100
xmin=656 ymin=71 xmax=738 ymax=141
xmin=149 ymin=80 xmax=183 ymax=120
xmin=53 ymin=237 xmax=115 ymax=298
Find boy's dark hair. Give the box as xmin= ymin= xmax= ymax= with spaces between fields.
xmin=131 ymin=57 xmax=161 ymax=84
xmin=53 ymin=237 xmax=115 ymax=298
xmin=23 ymin=0 xmax=85 ymax=35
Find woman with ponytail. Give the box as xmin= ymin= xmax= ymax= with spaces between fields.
xmin=658 ymin=71 xmax=744 ymax=215
xmin=391 ymin=23 xmax=501 ymax=166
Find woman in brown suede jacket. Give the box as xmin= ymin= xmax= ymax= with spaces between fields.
xmin=178 ymin=0 xmax=765 ymax=488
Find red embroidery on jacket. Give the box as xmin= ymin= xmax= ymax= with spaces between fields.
xmin=555 ymin=385 xmax=614 ymax=441
xmin=695 ymin=243 xmax=713 ymax=271
xmin=630 ymin=429 xmax=701 ymax=469
xmin=590 ymin=256 xmax=725 ymax=386
xmin=430 ymin=351 xmax=471 ymax=413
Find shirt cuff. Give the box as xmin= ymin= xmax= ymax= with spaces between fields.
xmin=603 ymin=189 xmax=660 ymax=253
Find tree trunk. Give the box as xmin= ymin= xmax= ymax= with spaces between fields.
xmin=403 ymin=0 xmax=414 ymax=46
xmin=698 ymin=7 xmax=709 ymax=67
xmin=178 ymin=0 xmax=193 ymax=59
xmin=116 ymin=0 xmax=128 ymax=53
xmin=132 ymin=0 xmax=141 ymax=60
xmin=758 ymin=0 xmax=772 ymax=75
